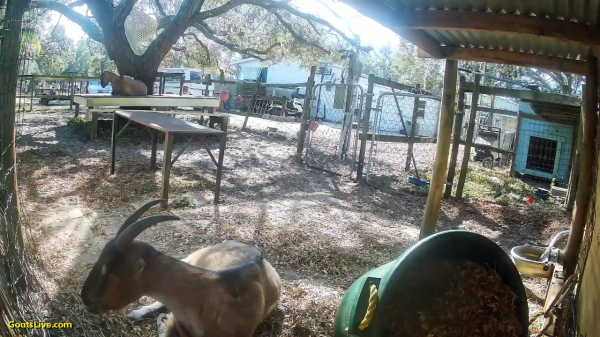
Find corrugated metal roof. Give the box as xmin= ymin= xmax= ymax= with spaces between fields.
xmin=378 ymin=0 xmax=600 ymax=24
xmin=342 ymin=0 xmax=599 ymax=63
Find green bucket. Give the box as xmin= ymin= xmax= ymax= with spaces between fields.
xmin=333 ymin=230 xmax=528 ymax=336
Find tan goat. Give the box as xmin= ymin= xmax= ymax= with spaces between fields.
xmin=100 ymin=71 xmax=148 ymax=96
xmin=81 ymin=199 xmax=282 ymax=337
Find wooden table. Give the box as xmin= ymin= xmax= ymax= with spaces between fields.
xmin=111 ymin=110 xmax=227 ymax=208
xmin=73 ymin=94 xmax=221 ymax=139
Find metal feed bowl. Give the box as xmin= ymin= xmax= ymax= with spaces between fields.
xmin=510 ymin=245 xmax=553 ymax=278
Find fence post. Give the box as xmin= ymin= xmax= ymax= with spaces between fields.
xmin=296 ymin=66 xmax=317 ymax=163
xmin=444 ymin=77 xmax=466 ymax=199
xmin=420 ymin=60 xmax=458 ymax=238
xmin=455 ymin=74 xmax=481 ymax=199
xmin=219 ymin=70 xmax=225 ymax=110
xmin=0 ymin=0 xmax=30 ymax=293
xmin=341 ymin=53 xmax=356 ymax=157
xmin=565 ymin=51 xmax=599 ymax=278
xmin=405 ymin=84 xmax=421 ymax=172
xmin=357 ymin=74 xmax=375 ymax=180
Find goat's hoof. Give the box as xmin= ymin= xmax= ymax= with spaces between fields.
xmin=127 ymin=308 xmax=154 ymax=321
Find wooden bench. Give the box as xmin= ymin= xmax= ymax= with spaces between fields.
xmin=73 ymin=94 xmax=221 ymax=139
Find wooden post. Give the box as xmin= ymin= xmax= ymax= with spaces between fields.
xmin=566 ymin=103 xmax=584 ymax=212
xmin=160 ymin=132 xmax=175 ymax=209
xmin=30 ymin=74 xmax=34 ymax=111
xmin=219 ymin=70 xmax=225 ymax=109
xmin=89 ymin=111 xmax=98 ymax=140
xmin=357 ymin=74 xmax=375 ymax=180
xmin=565 ymin=52 xmax=598 ymax=278
xmin=510 ymin=111 xmax=523 ymax=177
xmin=150 ymin=130 xmax=158 ymax=170
xmin=179 ymin=73 xmax=185 ymax=96
xmin=406 ymin=84 xmax=421 ymax=172
xmin=444 ymin=78 xmax=466 ymax=199
xmin=74 ymin=103 xmax=80 ymax=118
xmin=110 ymin=114 xmax=119 ymax=175
xmin=420 ymin=60 xmax=458 ymax=238
xmin=455 ymin=74 xmax=481 ymax=199
xmin=296 ymin=66 xmax=317 ymax=163
xmin=282 ymin=98 xmax=288 ymax=117
xmin=341 ymin=53 xmax=356 ymax=156
xmin=214 ymin=121 xmax=228 ymax=204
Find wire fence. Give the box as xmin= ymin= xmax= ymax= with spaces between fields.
xmin=0 ymin=1 xmax=48 ymax=335
xmin=366 ymin=91 xmax=441 ymax=193
xmin=305 ymin=83 xmax=363 ymax=176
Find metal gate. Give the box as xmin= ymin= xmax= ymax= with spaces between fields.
xmin=367 ymin=92 xmax=441 ymax=191
xmin=305 ymin=83 xmax=364 ymax=176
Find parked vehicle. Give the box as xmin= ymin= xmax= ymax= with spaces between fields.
xmin=88 ymin=80 xmax=112 ymax=94
xmin=159 ymin=68 xmax=215 ymax=97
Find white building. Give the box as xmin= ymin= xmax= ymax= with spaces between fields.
xmin=231 ymin=58 xmax=441 ymax=138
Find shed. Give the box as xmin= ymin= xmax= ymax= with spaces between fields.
xmin=514 ymin=101 xmax=578 ymax=182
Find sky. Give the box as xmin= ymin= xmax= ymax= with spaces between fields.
xmin=49 ymin=0 xmax=399 ymax=49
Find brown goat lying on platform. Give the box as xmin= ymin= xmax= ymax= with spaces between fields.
xmin=81 ymin=199 xmax=282 ymax=337
xmin=100 ymin=71 xmax=148 ymax=96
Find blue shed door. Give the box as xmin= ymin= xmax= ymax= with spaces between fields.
xmin=524 ymin=136 xmax=562 ymax=179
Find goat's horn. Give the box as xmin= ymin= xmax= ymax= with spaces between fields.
xmin=115 ymin=215 xmax=180 ymax=252
xmin=116 ymin=199 xmax=167 ymax=237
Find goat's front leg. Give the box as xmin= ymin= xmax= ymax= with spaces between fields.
xmin=127 ymin=300 xmax=166 ymax=320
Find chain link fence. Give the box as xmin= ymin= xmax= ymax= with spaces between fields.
xmin=306 ymin=83 xmax=363 ymax=176
xmin=366 ymin=92 xmax=441 ymax=192
xmin=1 ymin=1 xmax=48 ymax=335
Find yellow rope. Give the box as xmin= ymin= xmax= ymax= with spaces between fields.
xmin=359 ymin=284 xmax=378 ymax=330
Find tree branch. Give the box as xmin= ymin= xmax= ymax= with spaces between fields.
xmin=192 ymin=22 xmax=280 ymax=60
xmin=34 ymin=1 xmax=104 ymax=42
xmin=263 ymin=1 xmax=372 ymax=51
xmin=153 ymin=0 xmax=166 ymax=16
xmin=528 ymin=71 xmax=554 ymax=91
xmin=200 ymin=0 xmax=253 ymax=19
xmin=270 ymin=10 xmax=330 ymax=54
xmin=183 ymin=32 xmax=211 ymax=63
xmin=68 ymin=0 xmax=87 ymax=8
xmin=114 ymin=0 xmax=139 ymax=26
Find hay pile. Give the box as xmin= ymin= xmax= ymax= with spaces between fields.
xmin=384 ymin=260 xmax=522 ymax=337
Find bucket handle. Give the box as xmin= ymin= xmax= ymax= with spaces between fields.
xmin=358 ymin=284 xmax=378 ymax=330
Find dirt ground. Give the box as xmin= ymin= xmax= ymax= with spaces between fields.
xmin=16 ymin=106 xmax=570 ymax=336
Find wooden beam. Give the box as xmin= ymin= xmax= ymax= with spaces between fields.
xmin=456 ymin=74 xmax=481 ymax=199
xmin=564 ymin=52 xmax=598 ymax=278
xmin=462 ymin=82 xmax=581 ymax=105
xmin=340 ymin=0 xmax=443 ymax=58
xmin=358 ymin=133 xmax=436 ymax=143
xmin=421 ymin=59 xmax=458 ymax=238
xmin=465 ymin=105 xmax=518 ymax=117
xmin=395 ymin=10 xmax=599 ymax=47
xmin=510 ymin=111 xmax=522 ymax=177
xmin=443 ymin=47 xmax=586 ymax=75
xmin=371 ymin=76 xmax=437 ymax=97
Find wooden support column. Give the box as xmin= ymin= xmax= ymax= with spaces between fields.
xmin=455 ymin=74 xmax=481 ymax=199
xmin=357 ymin=74 xmax=375 ymax=180
xmin=296 ymin=66 xmax=317 ymax=163
xmin=406 ymin=84 xmax=421 ymax=172
xmin=510 ymin=111 xmax=523 ymax=177
xmin=444 ymin=77 xmax=465 ymax=199
xmin=566 ymin=103 xmax=585 ymax=212
xmin=160 ymin=132 xmax=175 ymax=209
xmin=565 ymin=53 xmax=598 ymax=278
xmin=420 ymin=60 xmax=458 ymax=238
